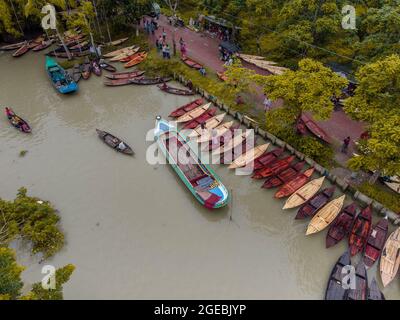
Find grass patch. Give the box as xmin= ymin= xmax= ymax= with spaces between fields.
xmin=358 ymin=182 xmax=400 ymax=213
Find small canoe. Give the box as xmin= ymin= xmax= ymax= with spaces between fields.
xmin=283 ymin=174 xmax=324 ymax=209
xmin=275 ymin=168 xmax=316 ymax=199
xmin=169 ymin=99 xmax=204 ymax=118
xmin=129 ymin=77 xmax=171 ymax=85
xmin=220 ymin=139 xmax=255 ymax=165
xmin=32 ymin=40 xmax=53 ymax=52
xmin=82 ymin=58 xmax=91 ymax=80
xmin=12 ymin=42 xmax=29 ymax=57
xmin=0 ymin=41 xmax=26 ymax=51
xmin=211 ymin=130 xmax=252 ymax=156
xmin=124 ymin=52 xmax=147 ymax=68
xmin=4 ymin=107 xmax=31 ymax=133
xmin=183 ymin=108 xmax=218 ymax=130
xmin=326 ymin=203 xmax=358 ymax=248
xmin=228 ymin=144 xmax=269 ymax=169
xmin=205 ymin=124 xmax=241 ymax=152
xmin=300 ymin=113 xmax=331 ymax=144
xmin=154 ymin=117 xmax=229 ymax=209
xmin=380 ymin=227 xmax=400 ymax=287
xmin=368 ymin=278 xmax=385 ymax=300
xmin=91 ymin=59 xmax=102 ymax=76
xmin=69 ymin=40 xmax=89 ymax=50
xmin=325 ymin=251 xmax=351 ymax=300
xmin=306 ymin=195 xmax=346 ymax=235
xmin=72 ymin=64 xmax=82 ymax=82
xmin=294 ymin=186 xmax=335 ymax=217
xmin=158 ymin=84 xmax=194 ymax=96
xmin=252 ymin=155 xmax=296 ymax=179
xmin=347 ymin=261 xmax=368 ymax=300
xmin=363 ymin=218 xmax=389 ymax=268
xmin=105 ymin=70 xmax=145 ymax=80
xmin=47 ymin=50 xmax=90 ymax=58
xmin=262 ymin=161 xmax=306 ymax=189
xmin=176 ymin=103 xmax=211 ymax=123
xmin=104 ymin=78 xmax=135 ymax=86
xmin=109 ymin=48 xmax=139 ymax=61
xmin=182 ymin=57 xmax=203 ymax=69
xmin=196 ymin=121 xmax=234 ymax=144
xmin=103 ymin=45 xmax=136 ymax=58
xmin=384 ymin=175 xmax=400 ymax=194
xmin=105 ymin=37 xmax=129 ymax=46
xmin=187 ymin=114 xmax=226 ymax=138
xmin=348 ymin=206 xmax=372 ymax=256
xmin=119 ymin=51 xmax=145 ymax=62
xmin=96 ymin=129 xmax=134 ymax=155
xmin=99 ymin=61 xmax=117 ymax=72
xmin=253 ymin=148 xmax=284 ymax=171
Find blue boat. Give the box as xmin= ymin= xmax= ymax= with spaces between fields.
xmin=154 ymin=116 xmax=229 ymax=209
xmin=45 ymin=56 xmax=78 ymax=94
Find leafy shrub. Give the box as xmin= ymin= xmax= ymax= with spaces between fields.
xmin=358 ymin=182 xmax=400 ymax=213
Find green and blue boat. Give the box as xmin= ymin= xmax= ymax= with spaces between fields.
xmin=45 ymin=56 xmax=78 ymax=94
xmin=154 ymin=116 xmax=229 ymax=209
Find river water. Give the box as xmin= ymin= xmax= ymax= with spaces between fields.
xmin=0 ymin=51 xmax=399 ymax=300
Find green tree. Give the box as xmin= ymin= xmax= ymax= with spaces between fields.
xmin=0 ymin=247 xmax=24 ymax=300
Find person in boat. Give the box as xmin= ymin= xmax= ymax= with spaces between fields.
xmin=161 ymin=81 xmax=168 ymax=90
xmin=118 ymin=141 xmax=126 ymax=151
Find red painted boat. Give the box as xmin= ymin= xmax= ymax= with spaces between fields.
xmin=363 ymin=218 xmax=389 ymax=268
xmin=262 ymin=161 xmax=305 ymax=189
xmin=300 ymin=113 xmax=331 ymax=144
xmin=182 ymin=57 xmax=203 ymax=69
xmin=295 ymin=187 xmax=336 ymax=219
xmin=169 ymin=99 xmax=204 ymax=118
xmin=349 ymin=206 xmax=372 ymax=256
xmin=326 ymin=203 xmax=358 ymax=248
xmin=253 ymin=148 xmax=284 ymax=170
xmin=12 ymin=42 xmax=30 ymax=57
xmin=183 ymin=108 xmax=217 ymax=130
xmin=105 ymin=70 xmax=145 ymax=80
xmin=4 ymin=107 xmax=31 ymax=133
xmin=274 ymin=168 xmax=314 ymax=198
xmin=252 ymin=155 xmax=296 ymax=180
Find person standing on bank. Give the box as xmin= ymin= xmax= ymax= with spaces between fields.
xmin=341 ymin=136 xmax=351 ymax=154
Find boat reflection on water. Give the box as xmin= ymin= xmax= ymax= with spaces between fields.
xmin=154 ymin=116 xmax=229 ymax=209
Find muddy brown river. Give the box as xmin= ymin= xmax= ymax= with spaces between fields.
xmin=0 ymin=51 xmax=399 ymax=299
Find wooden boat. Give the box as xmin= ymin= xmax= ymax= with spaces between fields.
xmin=176 ymin=103 xmax=211 ymax=123
xmin=124 ymin=52 xmax=147 ymax=68
xmin=326 ymin=203 xmax=358 ymax=248
xmin=252 ymin=155 xmax=295 ymax=179
xmin=196 ymin=121 xmax=235 ymax=144
xmin=363 ymin=218 xmax=389 ymax=268
xmin=105 ymin=70 xmax=145 ymax=80
xmin=181 ymin=57 xmax=203 ymax=69
xmin=296 ymin=187 xmax=336 ymax=220
xmin=154 ymin=117 xmax=229 ymax=209
xmin=306 ymin=195 xmax=346 ymax=235
xmin=12 ymin=42 xmax=29 ymax=57
xmin=157 ymin=84 xmax=194 ymax=96
xmin=104 ymin=78 xmax=134 ymax=86
xmin=383 ymin=175 xmax=400 ymax=194
xmin=294 ymin=185 xmax=335 ymax=217
xmin=325 ymin=251 xmax=351 ymax=300
xmin=348 ymin=206 xmax=372 ymax=256
xmin=368 ymin=278 xmax=385 ymax=300
xmin=275 ymin=168 xmax=316 ymax=199
xmin=96 ymin=129 xmax=134 ymax=155
xmin=72 ymin=64 xmax=82 ymax=82
xmin=380 ymin=227 xmax=400 ymax=287
xmin=262 ymin=161 xmax=305 ymax=189
xmin=103 ymin=45 xmax=136 ymax=58
xmin=183 ymin=108 xmax=218 ymax=130
xmin=99 ymin=61 xmax=116 ymax=72
xmin=119 ymin=51 xmax=145 ymax=62
xmin=104 ymin=37 xmax=129 ymax=46
xmin=32 ymin=40 xmax=53 ymax=52
xmin=28 ymin=37 xmax=43 ymax=49
xmin=217 ymin=72 xmax=228 ymax=82
xmin=187 ymin=114 xmax=226 ymax=138
xmin=220 ymin=139 xmax=255 ymax=165
xmin=0 ymin=41 xmax=26 ymax=51
xmin=81 ymin=58 xmax=91 ymax=80
xmin=129 ymin=77 xmax=171 ymax=85
xmin=253 ymin=148 xmax=284 ymax=171
xmin=169 ymin=99 xmax=204 ymax=118
xmin=47 ymin=50 xmax=90 ymax=58
xmin=4 ymin=107 xmax=31 ymax=133
xmin=299 ymin=113 xmax=331 ymax=144
xmin=91 ymin=59 xmax=102 ymax=76
xmin=69 ymin=40 xmax=89 ymax=50
xmin=211 ymin=130 xmax=252 ymax=156
xmin=45 ymin=56 xmax=78 ymax=94
xmin=347 ymin=261 xmax=368 ymax=300
xmin=283 ymin=173 xmax=324 ymax=209
xmin=109 ymin=49 xmax=139 ymax=61
xmin=228 ymin=144 xmax=269 ymax=169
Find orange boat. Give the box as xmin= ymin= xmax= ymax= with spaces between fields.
xmin=119 ymin=51 xmax=145 ymax=62
xmin=252 ymin=155 xmax=295 ymax=179
xmin=124 ymin=52 xmax=147 ymax=68
xmin=274 ymin=168 xmax=314 ymax=198
xmin=182 ymin=57 xmax=203 ymax=69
